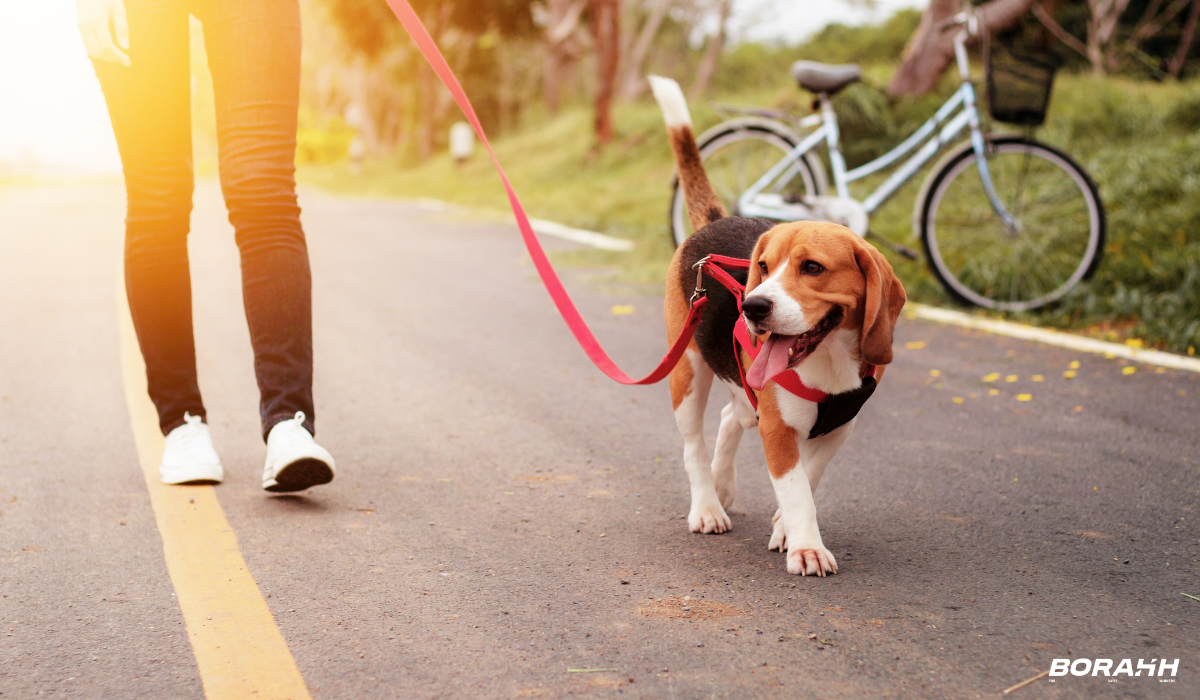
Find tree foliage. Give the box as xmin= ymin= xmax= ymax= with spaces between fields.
xmin=322 ymin=0 xmax=536 ymax=59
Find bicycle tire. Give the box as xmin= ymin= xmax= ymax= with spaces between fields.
xmin=669 ymin=121 xmax=826 ymax=249
xmin=918 ymin=136 xmax=1104 ymax=311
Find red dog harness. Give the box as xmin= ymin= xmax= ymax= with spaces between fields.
xmin=693 ymin=256 xmax=876 ymax=415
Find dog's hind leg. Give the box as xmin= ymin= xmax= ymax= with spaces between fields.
xmin=710 ymin=381 xmax=756 ymax=511
xmin=670 ymin=349 xmax=729 ymax=534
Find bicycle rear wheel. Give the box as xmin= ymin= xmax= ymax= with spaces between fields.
xmin=669 ymin=122 xmax=825 ymax=248
xmin=918 ymin=136 xmax=1104 ymax=311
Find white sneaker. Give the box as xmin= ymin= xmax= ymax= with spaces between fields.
xmin=160 ymin=412 xmax=224 ymax=485
xmin=262 ymin=411 xmax=335 ymax=492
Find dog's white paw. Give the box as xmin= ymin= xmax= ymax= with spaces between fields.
xmin=768 ymin=509 xmax=787 ymax=551
xmin=786 ymin=545 xmax=838 ymax=577
xmin=688 ymin=500 xmax=732 ymax=534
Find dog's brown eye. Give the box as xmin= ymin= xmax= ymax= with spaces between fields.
xmin=801 ymin=260 xmax=825 ymax=275
xmin=758 ymin=261 xmax=768 ymax=276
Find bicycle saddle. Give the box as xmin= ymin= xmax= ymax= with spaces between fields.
xmin=791 ymin=61 xmax=862 ymax=94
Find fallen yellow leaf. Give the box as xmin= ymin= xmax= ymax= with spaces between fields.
xmin=1005 ymin=375 xmax=1018 ymax=383
xmin=1121 ymin=366 xmax=1137 ymax=375
xmin=905 ymin=341 xmax=926 ymax=350
xmin=1125 ymin=338 xmax=1144 ymax=348
xmin=952 ymin=397 xmax=964 ymax=404
xmin=988 ymin=388 xmax=1000 ymax=396
xmin=1016 ymin=393 xmax=1032 ymax=401
xmin=982 ymin=373 xmax=1000 ymax=382
xmin=611 ymin=305 xmax=635 ymax=315
xmin=1068 ymin=360 xmax=1081 ymax=369
xmin=1032 ymin=375 xmax=1044 ymax=382
xmin=1063 ymin=370 xmax=1077 ymax=379
xmin=929 ymin=369 xmax=941 ymax=377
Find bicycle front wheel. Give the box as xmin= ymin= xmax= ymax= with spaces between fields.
xmin=669 ymin=122 xmax=825 ymax=248
xmin=919 ymin=136 xmax=1104 ymax=311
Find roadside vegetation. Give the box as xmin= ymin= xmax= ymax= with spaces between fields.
xmin=300 ymin=10 xmax=1199 ymax=355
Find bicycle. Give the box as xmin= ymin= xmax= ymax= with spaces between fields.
xmin=668 ymin=9 xmax=1105 ymax=312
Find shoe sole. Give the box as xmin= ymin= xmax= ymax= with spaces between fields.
xmin=161 ymin=465 xmax=224 ymax=485
xmin=264 ymin=457 xmax=334 ymax=493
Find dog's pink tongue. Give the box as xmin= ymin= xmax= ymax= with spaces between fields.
xmin=746 ymin=334 xmax=797 ymax=391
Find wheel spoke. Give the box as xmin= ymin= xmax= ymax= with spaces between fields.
xmin=927 ymin=142 xmax=1099 ymax=309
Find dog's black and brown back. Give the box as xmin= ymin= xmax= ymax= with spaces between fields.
xmin=650 ymin=76 xmax=771 ymax=390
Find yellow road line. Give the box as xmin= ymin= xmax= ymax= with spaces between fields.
xmin=117 ymin=281 xmax=312 ymax=700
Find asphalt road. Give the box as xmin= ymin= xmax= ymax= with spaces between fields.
xmin=1 ymin=183 xmax=1197 ymax=699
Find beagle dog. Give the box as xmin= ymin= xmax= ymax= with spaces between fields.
xmin=649 ymin=77 xmax=906 ymax=576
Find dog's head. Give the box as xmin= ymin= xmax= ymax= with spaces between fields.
xmin=742 ymin=221 xmax=906 ymax=376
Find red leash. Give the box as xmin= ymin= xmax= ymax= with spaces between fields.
xmin=384 ymin=0 xmax=709 ymax=384
xmin=381 ymin=2 xmax=870 ymax=396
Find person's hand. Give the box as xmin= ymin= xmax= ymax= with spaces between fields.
xmin=77 ymin=0 xmax=130 ymax=66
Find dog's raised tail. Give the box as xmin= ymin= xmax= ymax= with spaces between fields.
xmin=648 ymin=75 xmax=726 ymax=232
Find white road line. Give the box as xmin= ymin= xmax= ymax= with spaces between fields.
xmin=526 ymin=218 xmax=635 ymax=252
xmin=908 ymin=303 xmax=1200 ymax=374
xmin=414 ymin=197 xmax=634 ymax=251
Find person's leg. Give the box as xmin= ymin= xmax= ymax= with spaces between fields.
xmin=197 ymin=0 xmax=314 ymax=440
xmin=92 ymin=0 xmax=204 ymax=435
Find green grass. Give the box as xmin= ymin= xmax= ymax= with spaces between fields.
xmin=299 ymin=73 xmax=1200 ymax=355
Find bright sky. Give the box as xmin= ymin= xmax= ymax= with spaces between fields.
xmin=732 ymin=0 xmax=927 ymax=43
xmin=0 ymin=1 xmax=120 ymax=173
xmin=0 ymin=0 xmax=927 ymax=175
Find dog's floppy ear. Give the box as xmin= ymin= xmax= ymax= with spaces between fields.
xmin=853 ymin=240 xmax=906 ymax=365
xmin=746 ymin=230 xmax=773 ymax=292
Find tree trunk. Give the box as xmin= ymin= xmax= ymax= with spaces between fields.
xmin=1086 ymin=0 xmax=1132 ymax=74
xmin=417 ymin=4 xmax=453 ymax=162
xmin=888 ymin=0 xmax=1037 ymax=96
xmin=1033 ymin=3 xmax=1090 ymax=58
xmin=620 ymin=0 xmax=672 ymax=99
xmin=543 ymin=0 xmax=587 ymax=113
xmin=1168 ymin=0 xmax=1200 ymax=77
xmin=690 ymin=0 xmax=732 ymax=99
xmin=590 ymin=0 xmax=621 ymax=144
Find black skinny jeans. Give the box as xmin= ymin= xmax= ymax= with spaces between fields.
xmin=93 ymin=0 xmax=314 ymax=439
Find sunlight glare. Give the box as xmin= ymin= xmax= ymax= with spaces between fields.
xmin=0 ymin=1 xmax=121 ymax=174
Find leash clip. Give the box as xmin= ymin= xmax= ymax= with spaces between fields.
xmin=690 ymin=256 xmax=711 ymax=305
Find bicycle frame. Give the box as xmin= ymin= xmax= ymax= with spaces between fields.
xmin=738 ymin=30 xmax=1017 ymax=231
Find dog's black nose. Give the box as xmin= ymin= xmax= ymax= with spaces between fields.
xmin=742 ymin=296 xmax=773 ymax=323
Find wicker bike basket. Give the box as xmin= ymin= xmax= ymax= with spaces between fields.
xmin=986 ymin=47 xmax=1059 ymax=126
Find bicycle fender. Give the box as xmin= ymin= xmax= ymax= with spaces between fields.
xmin=694 ymin=116 xmax=799 ymax=145
xmin=695 ymin=117 xmax=830 ymax=196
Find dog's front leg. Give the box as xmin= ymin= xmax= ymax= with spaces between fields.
xmin=778 ymin=421 xmax=855 ymax=575
xmin=760 ymin=396 xmax=850 ymax=576
xmin=671 ymin=351 xmax=729 ymax=534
